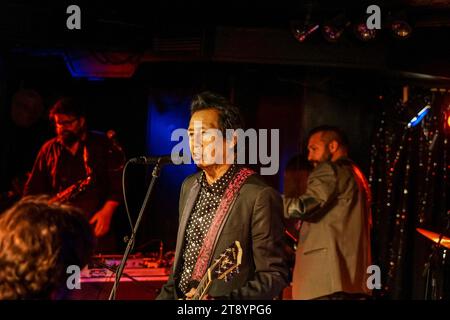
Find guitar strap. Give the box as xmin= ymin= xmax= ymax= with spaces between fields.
xmin=190 ymin=167 xmax=255 ymax=282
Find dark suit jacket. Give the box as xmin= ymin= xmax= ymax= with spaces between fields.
xmin=157 ymin=171 xmax=289 ymax=300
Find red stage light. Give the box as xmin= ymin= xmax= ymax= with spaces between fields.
xmin=444 ymin=110 xmax=450 ymax=135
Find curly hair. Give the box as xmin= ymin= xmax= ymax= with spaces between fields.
xmin=0 ymin=196 xmax=94 ymax=300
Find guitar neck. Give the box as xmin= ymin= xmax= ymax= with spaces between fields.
xmin=192 ymin=270 xmax=212 ymax=300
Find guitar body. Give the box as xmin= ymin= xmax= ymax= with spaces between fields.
xmin=186 ymin=240 xmax=243 ymax=300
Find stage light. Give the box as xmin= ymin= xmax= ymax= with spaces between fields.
xmin=321 ymin=13 xmax=349 ymax=43
xmin=391 ymin=20 xmax=412 ymax=39
xmin=291 ymin=21 xmax=320 ymax=42
xmin=63 ymin=50 xmax=138 ymax=78
xmin=354 ymin=22 xmax=377 ymax=41
xmin=445 ymin=110 xmax=450 ymax=130
xmin=322 ymin=21 xmax=350 ymax=43
xmin=407 ymin=103 xmax=431 ymax=128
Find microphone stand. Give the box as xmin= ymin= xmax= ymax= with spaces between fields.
xmin=108 ymin=157 xmax=165 ymax=300
xmin=423 ymin=211 xmax=450 ymax=300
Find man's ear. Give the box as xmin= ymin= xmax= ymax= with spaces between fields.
xmin=328 ymin=140 xmax=339 ymax=153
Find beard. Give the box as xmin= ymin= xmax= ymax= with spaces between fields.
xmin=311 ymin=149 xmax=333 ymax=167
xmin=59 ymin=130 xmax=81 ymax=147
xmin=320 ymin=149 xmax=333 ymax=163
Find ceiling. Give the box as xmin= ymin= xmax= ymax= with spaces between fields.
xmin=1 ymin=1 xmax=449 ymax=80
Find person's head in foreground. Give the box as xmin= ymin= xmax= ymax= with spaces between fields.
xmin=0 ymin=196 xmax=94 ymax=300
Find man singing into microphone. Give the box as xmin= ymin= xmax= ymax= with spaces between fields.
xmin=157 ymin=91 xmax=289 ymax=300
xmin=23 ymin=96 xmax=125 ymax=253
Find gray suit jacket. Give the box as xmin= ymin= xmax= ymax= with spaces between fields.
xmin=284 ymin=157 xmax=372 ymax=300
xmin=157 ymin=171 xmax=289 ymax=300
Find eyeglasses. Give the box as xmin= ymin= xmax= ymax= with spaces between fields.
xmin=55 ymin=118 xmax=78 ymax=127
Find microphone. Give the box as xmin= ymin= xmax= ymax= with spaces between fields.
xmin=128 ymin=154 xmax=182 ymax=165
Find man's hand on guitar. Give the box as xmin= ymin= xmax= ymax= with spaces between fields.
xmin=185 ymin=288 xmax=213 ymax=300
xmin=183 ymin=241 xmax=242 ymax=300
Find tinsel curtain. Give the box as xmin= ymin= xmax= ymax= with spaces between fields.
xmin=370 ymin=88 xmax=450 ymax=299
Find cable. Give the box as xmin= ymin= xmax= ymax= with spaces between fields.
xmin=122 ymin=160 xmax=134 ymax=234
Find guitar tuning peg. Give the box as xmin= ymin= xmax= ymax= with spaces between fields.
xmin=224 ymin=275 xmax=229 ymax=283
xmin=235 ymin=267 xmax=240 ymax=274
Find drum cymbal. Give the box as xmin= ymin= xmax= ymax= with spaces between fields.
xmin=416 ymin=228 xmax=450 ymax=249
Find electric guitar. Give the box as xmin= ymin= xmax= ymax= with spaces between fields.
xmin=190 ymin=240 xmax=243 ymax=300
